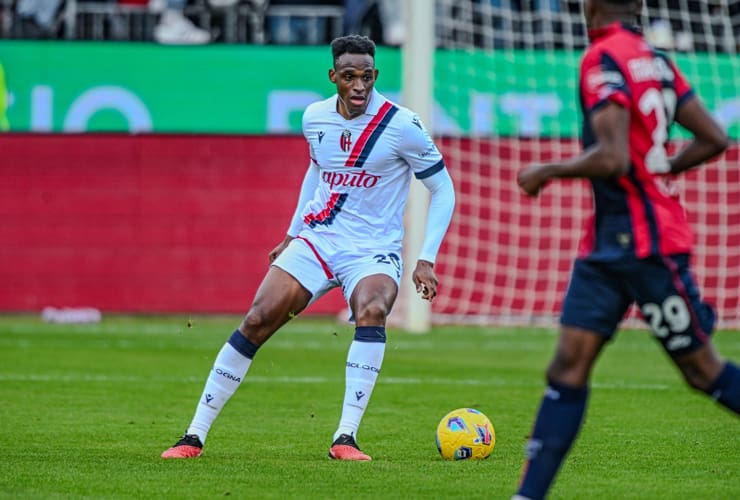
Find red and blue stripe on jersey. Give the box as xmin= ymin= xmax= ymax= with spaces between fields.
xmin=345 ymin=101 xmax=399 ymax=169
xmin=304 ymin=101 xmax=398 ymax=228
xmin=303 ymin=192 xmax=348 ymax=228
xmin=578 ymin=22 xmax=695 ymax=260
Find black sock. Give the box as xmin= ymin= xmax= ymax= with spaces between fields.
xmin=706 ymin=362 xmax=740 ymax=415
xmin=517 ymin=380 xmax=589 ymax=500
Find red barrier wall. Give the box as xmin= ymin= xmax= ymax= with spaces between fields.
xmin=1 ymin=134 xmax=737 ymax=324
xmin=0 ymin=134 xmax=345 ymax=314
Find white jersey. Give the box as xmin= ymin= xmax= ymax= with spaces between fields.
xmin=298 ymin=89 xmax=445 ymax=253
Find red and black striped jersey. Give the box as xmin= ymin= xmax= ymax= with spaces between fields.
xmin=578 ymin=22 xmax=695 ymax=260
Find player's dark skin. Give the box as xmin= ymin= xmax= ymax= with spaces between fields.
xmin=517 ymin=0 xmax=729 ymax=392
xmin=235 ymin=51 xmax=439 ymax=347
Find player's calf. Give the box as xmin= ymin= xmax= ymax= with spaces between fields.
xmin=704 ymin=362 xmax=740 ymax=415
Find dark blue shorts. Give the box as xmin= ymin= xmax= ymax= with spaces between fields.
xmin=560 ymin=254 xmax=715 ymax=357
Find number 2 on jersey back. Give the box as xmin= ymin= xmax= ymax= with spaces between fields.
xmin=638 ymin=87 xmax=677 ymax=174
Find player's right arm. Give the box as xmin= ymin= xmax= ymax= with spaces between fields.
xmin=517 ymin=101 xmax=631 ymax=196
xmin=518 ymin=47 xmax=633 ymax=197
xmin=669 ymin=96 xmax=728 ymax=175
xmin=270 ymin=103 xmax=323 ymax=263
xmin=269 ymin=161 xmax=320 ymax=262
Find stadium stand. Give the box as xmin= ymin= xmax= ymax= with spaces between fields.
xmin=2 ymin=0 xmax=346 ymax=43
xmin=1 ymin=0 xmax=735 ymax=51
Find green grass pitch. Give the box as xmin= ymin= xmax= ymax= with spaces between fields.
xmin=0 ymin=314 xmax=738 ymax=499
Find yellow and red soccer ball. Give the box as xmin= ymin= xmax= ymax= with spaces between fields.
xmin=435 ymin=408 xmax=496 ymax=460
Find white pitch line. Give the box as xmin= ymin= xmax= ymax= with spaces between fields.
xmin=0 ymin=373 xmax=672 ymax=391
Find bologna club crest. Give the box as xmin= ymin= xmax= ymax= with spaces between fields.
xmin=340 ymin=129 xmax=352 ymax=152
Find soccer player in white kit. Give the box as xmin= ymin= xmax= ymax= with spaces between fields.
xmin=161 ymin=34 xmax=456 ymax=461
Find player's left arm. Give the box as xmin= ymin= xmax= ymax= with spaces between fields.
xmin=669 ymin=98 xmax=728 ymax=175
xmin=415 ymin=169 xmax=455 ymax=301
xmin=399 ymin=113 xmax=456 ymax=301
xmin=659 ymin=58 xmax=729 ymax=175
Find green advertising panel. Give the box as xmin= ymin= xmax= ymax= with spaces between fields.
xmin=0 ymin=41 xmax=738 ymax=138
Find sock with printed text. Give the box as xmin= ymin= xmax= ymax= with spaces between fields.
xmin=517 ymin=380 xmax=589 ymax=500
xmin=333 ymin=326 xmax=386 ymax=441
xmin=185 ymin=330 xmax=259 ymax=444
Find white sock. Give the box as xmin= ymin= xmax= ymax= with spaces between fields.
xmin=186 ymin=342 xmax=252 ymax=444
xmin=333 ymin=340 xmax=385 ymax=441
xmin=161 ymin=9 xmax=185 ymax=25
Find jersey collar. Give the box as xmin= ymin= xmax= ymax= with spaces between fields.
xmin=363 ymin=88 xmax=385 ymax=116
xmin=332 ymin=88 xmax=385 ymax=117
xmin=588 ymin=21 xmax=641 ymax=42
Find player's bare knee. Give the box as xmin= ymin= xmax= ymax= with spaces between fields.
xmin=238 ymin=321 xmax=274 ymax=347
xmin=674 ymin=346 xmax=724 ymax=393
xmin=239 ymin=308 xmax=271 ymax=335
xmin=546 ymin=353 xmax=590 ymax=386
xmin=682 ymin=370 xmax=713 ymax=392
xmin=546 ymin=360 xmax=567 ymax=382
xmin=353 ymin=300 xmax=390 ymax=325
xmin=548 ymin=350 xmax=575 ymax=375
xmin=677 ymin=363 xmax=715 ymax=392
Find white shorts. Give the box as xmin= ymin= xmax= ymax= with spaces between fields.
xmin=272 ymin=234 xmax=403 ymax=316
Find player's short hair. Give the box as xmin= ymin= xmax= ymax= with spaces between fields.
xmin=331 ymin=35 xmax=376 ymax=66
xmin=602 ymin=0 xmax=638 ymax=4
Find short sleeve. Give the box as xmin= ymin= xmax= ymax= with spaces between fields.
xmin=665 ymin=56 xmax=695 ymax=108
xmin=398 ymin=113 xmax=446 ymax=179
xmin=302 ymin=104 xmax=319 ymax=165
xmin=580 ymin=49 xmax=631 ymax=113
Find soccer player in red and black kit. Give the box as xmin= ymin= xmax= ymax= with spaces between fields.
xmin=513 ymin=0 xmax=739 ymax=498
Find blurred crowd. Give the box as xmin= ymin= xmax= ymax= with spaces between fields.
xmin=1 ymin=0 xmax=738 ymax=52
xmin=3 ymin=0 xmax=402 ymax=45
xmin=642 ymin=0 xmax=740 ymax=53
